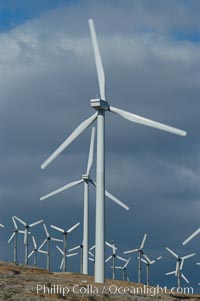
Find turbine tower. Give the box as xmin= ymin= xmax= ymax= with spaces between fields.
xmin=40 ymin=127 xmax=129 ymax=275
xmin=8 ymin=216 xmax=25 ymax=264
xmin=124 ymin=233 xmax=148 ymax=283
xmin=51 ymin=222 xmax=80 ymax=272
xmin=14 ymin=216 xmax=43 ymax=265
xmin=40 ymin=19 xmax=187 ymax=283
xmin=166 ymin=247 xmax=195 ymax=287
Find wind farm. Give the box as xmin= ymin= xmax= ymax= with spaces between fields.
xmin=1 ymin=2 xmax=200 ymax=299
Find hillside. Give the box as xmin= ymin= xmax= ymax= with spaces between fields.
xmin=0 ymin=261 xmax=199 ymax=301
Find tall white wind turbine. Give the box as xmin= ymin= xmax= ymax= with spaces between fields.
xmin=166 ymin=247 xmax=195 ymax=287
xmin=141 ymin=254 xmax=162 ymax=286
xmin=182 ymin=228 xmax=200 ymax=246
xmin=56 ymin=245 xmax=78 ymax=271
xmin=124 ymin=233 xmax=148 ymax=283
xmin=14 ymin=216 xmax=43 ymax=265
xmin=8 ymin=216 xmax=25 ymax=264
xmin=40 ymin=127 xmax=129 ymax=275
xmin=28 ymin=236 xmax=39 ymax=266
xmin=68 ymin=244 xmax=83 ymax=273
xmin=38 ymin=223 xmax=63 ymax=270
xmin=40 ymin=19 xmax=187 ymax=283
xmin=114 ymin=257 xmax=131 ymax=281
xmin=51 ymin=222 xmax=80 ymax=272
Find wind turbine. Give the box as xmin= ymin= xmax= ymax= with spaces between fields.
xmin=40 ymin=19 xmax=187 ymax=283
xmin=14 ymin=216 xmax=43 ymax=265
xmin=38 ymin=223 xmax=63 ymax=270
xmin=114 ymin=257 xmax=131 ymax=281
xmin=166 ymin=247 xmax=195 ymax=287
xmin=8 ymin=216 xmax=25 ymax=264
xmin=28 ymin=236 xmax=39 ymax=266
xmin=182 ymin=228 xmax=200 ymax=245
xmin=40 ymin=127 xmax=129 ymax=275
xmin=50 ymin=222 xmax=80 ymax=272
xmin=56 ymin=245 xmax=78 ymax=272
xmin=105 ymin=241 xmax=117 ymax=280
xmin=124 ymin=233 xmax=148 ymax=283
xmin=140 ymin=255 xmax=162 ymax=286
xmin=68 ymin=244 xmax=83 ymax=273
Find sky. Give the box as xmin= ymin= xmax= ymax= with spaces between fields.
xmin=1 ymin=0 xmax=200 ymax=293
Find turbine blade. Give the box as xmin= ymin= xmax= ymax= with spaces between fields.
xmin=29 ymin=220 xmax=43 ymax=228
xmin=90 ymin=179 xmax=129 ymax=210
xmin=40 ymin=179 xmax=84 ymax=201
xmin=166 ymin=271 xmax=176 ymax=276
xmin=41 ymin=113 xmax=98 ymax=169
xmin=56 ymin=245 xmax=64 ymax=255
xmin=38 ymin=239 xmax=47 ymax=250
xmin=88 ymin=19 xmax=106 ymax=100
xmin=0 ymin=224 xmax=4 ymax=228
xmin=166 ymin=247 xmax=179 ymax=259
xmin=38 ymin=250 xmax=48 ymax=254
xmin=8 ymin=232 xmax=15 ymax=244
xmin=116 ymin=255 xmax=127 ymax=262
xmin=124 ymin=249 xmax=138 ymax=254
xmin=12 ymin=216 xmax=18 ymax=230
xmin=89 ymin=245 xmax=95 ymax=251
xmin=182 ymin=228 xmax=200 ymax=245
xmin=51 ymin=238 xmax=63 ymax=242
xmin=143 ymin=254 xmax=151 ymax=264
xmin=105 ymin=241 xmax=117 ymax=251
xmin=180 ymin=259 xmax=184 ymax=270
xmin=50 ymin=225 xmax=64 ymax=233
xmin=181 ymin=253 xmax=196 ymax=260
xmin=105 ymin=256 xmax=112 ymax=263
xmin=60 ymin=258 xmax=64 ymax=270
xmin=66 ymin=252 xmax=78 ymax=257
xmin=175 ymin=262 xmax=179 ymax=276
xmin=109 ymin=106 xmax=187 ymax=137
xmin=89 ymin=257 xmax=95 ymax=262
xmin=88 ymin=251 xmax=94 ymax=257
xmin=157 ymin=256 xmax=162 ymax=261
xmin=181 ymin=273 xmax=189 ymax=283
xmin=43 ymin=224 xmax=49 ymax=238
xmin=124 ymin=257 xmax=131 ymax=269
xmin=14 ymin=216 xmax=26 ymax=227
xmin=28 ymin=250 xmax=35 ymax=258
xmin=68 ymin=245 xmax=80 ymax=252
xmin=140 ymin=234 xmax=147 ymax=249
xmin=32 ymin=236 xmax=37 ymax=249
xmin=67 ymin=222 xmax=80 ymax=234
xmin=141 ymin=258 xmax=147 ymax=264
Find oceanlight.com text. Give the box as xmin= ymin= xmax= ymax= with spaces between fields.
xmin=35 ymin=284 xmax=194 ymax=296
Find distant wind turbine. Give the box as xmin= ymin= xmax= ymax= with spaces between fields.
xmin=40 ymin=19 xmax=187 ymax=283
xmin=8 ymin=217 xmax=25 ymax=264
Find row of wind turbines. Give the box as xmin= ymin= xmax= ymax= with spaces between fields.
xmin=39 ymin=19 xmax=187 ymax=284
xmin=1 ymin=219 xmax=199 ymax=287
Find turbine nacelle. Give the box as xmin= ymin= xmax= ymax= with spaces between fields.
xmin=82 ymin=174 xmax=90 ymax=181
xmin=90 ymin=99 xmax=109 ymax=111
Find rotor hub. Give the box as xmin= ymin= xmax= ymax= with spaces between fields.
xmin=82 ymin=174 xmax=90 ymax=181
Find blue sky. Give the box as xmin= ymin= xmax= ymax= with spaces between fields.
xmin=1 ymin=0 xmax=200 ymax=294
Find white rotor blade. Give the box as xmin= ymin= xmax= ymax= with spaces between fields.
xmin=41 ymin=113 xmax=98 ymax=170
xmin=38 ymin=239 xmax=47 ymax=250
xmin=105 ymin=256 xmax=112 ymax=263
xmin=68 ymin=245 xmax=80 ymax=252
xmin=89 ymin=251 xmax=94 ymax=257
xmin=32 ymin=236 xmax=37 ymax=249
xmin=51 ymin=238 xmax=63 ymax=242
xmin=89 ymin=257 xmax=95 ymax=262
xmin=124 ymin=257 xmax=131 ymax=269
xmin=60 ymin=258 xmax=64 ymax=270
xmin=14 ymin=216 xmax=26 ymax=227
xmin=67 ymin=222 xmax=80 ymax=234
xmin=38 ymin=249 xmax=48 ymax=254
xmin=181 ymin=253 xmax=196 ymax=260
xmin=175 ymin=262 xmax=179 ymax=276
xmin=43 ymin=224 xmax=49 ymax=237
xmin=180 ymin=259 xmax=184 ymax=270
xmin=12 ymin=216 xmax=18 ymax=230
xmin=18 ymin=230 xmax=26 ymax=234
xmin=28 ymin=250 xmax=35 ymax=258
xmin=89 ymin=245 xmax=95 ymax=251
xmin=109 ymin=106 xmax=187 ymax=137
xmin=0 ymin=224 xmax=4 ymax=228
xmin=86 ymin=127 xmax=95 ymax=175
xmin=124 ymin=248 xmax=138 ymax=254
xmin=166 ymin=247 xmax=179 ymax=259
xmin=40 ymin=179 xmax=84 ymax=201
xmin=88 ymin=19 xmax=106 ymax=100
xmin=166 ymin=271 xmax=176 ymax=276
xmin=157 ymin=256 xmax=162 ymax=261
xmin=90 ymin=179 xmax=129 ymax=210
xmin=182 ymin=228 xmax=200 ymax=245
xmin=143 ymin=254 xmax=151 ymax=264
xmin=66 ymin=252 xmax=78 ymax=258
xmin=117 ymin=255 xmax=127 ymax=262
xmin=140 ymin=234 xmax=147 ymax=249
xmin=50 ymin=225 xmax=64 ymax=233
xmin=196 ymin=262 xmax=200 ymax=265
xmin=8 ymin=232 xmax=15 ymax=244
xmin=56 ymin=245 xmax=64 ymax=255
xmin=105 ymin=241 xmax=117 ymax=251
xmin=181 ymin=273 xmax=189 ymax=284
xmin=115 ymin=266 xmax=123 ymax=269
xmin=29 ymin=220 xmax=43 ymax=228
xmin=141 ymin=258 xmax=147 ymax=264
